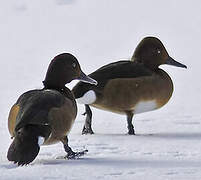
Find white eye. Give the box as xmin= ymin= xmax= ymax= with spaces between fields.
xmin=72 ymin=63 xmax=76 ymax=68
xmin=157 ymin=50 xmax=161 ymax=54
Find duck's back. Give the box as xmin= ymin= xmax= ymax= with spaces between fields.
xmin=8 ymin=89 xmax=77 ymax=144
xmin=73 ymin=61 xmax=152 ymax=98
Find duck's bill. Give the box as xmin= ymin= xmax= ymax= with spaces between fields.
xmin=77 ymin=71 xmax=97 ymax=85
xmin=166 ymin=57 xmax=187 ymax=69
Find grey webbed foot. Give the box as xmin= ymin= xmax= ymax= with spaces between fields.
xmin=62 ymin=136 xmax=88 ymax=159
xmin=64 ymin=147 xmax=88 ymax=159
xmin=82 ymin=126 xmax=94 ymax=135
xmin=82 ymin=105 xmax=94 ymax=135
xmin=128 ymin=125 xmax=135 ymax=135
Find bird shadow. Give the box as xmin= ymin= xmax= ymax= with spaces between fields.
xmin=33 ymin=157 xmax=201 ymax=168
xmin=139 ymin=132 xmax=201 ymax=140
xmin=85 ymin=132 xmax=201 ymax=141
xmin=0 ymin=163 xmax=18 ymax=169
xmin=3 ymin=155 xmax=201 ymax=168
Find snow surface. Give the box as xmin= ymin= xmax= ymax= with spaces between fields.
xmin=0 ymin=0 xmax=200 ymax=179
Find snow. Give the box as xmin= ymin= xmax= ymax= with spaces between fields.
xmin=0 ymin=0 xmax=200 ymax=179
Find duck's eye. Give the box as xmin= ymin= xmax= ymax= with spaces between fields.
xmin=72 ymin=63 xmax=76 ymax=68
xmin=157 ymin=50 xmax=161 ymax=54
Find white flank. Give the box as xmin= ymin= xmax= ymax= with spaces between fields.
xmin=76 ymin=90 xmax=96 ymax=104
xmin=134 ymin=100 xmax=157 ymax=114
xmin=38 ymin=136 xmax=45 ymax=146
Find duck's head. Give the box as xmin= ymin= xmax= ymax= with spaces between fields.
xmin=132 ymin=37 xmax=187 ymax=70
xmin=43 ymin=53 xmax=97 ymax=89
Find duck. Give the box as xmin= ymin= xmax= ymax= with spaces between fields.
xmin=72 ymin=37 xmax=187 ymax=135
xmin=7 ymin=53 xmax=97 ymax=166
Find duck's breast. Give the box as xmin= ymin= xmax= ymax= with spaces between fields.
xmin=92 ymin=69 xmax=173 ymax=114
xmin=45 ymin=97 xmax=77 ymax=145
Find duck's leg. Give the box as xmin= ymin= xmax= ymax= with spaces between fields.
xmin=61 ymin=136 xmax=88 ymax=159
xmin=82 ymin=105 xmax=94 ymax=134
xmin=126 ymin=111 xmax=135 ymax=135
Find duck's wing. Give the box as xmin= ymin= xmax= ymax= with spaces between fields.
xmin=72 ymin=61 xmax=152 ymax=98
xmin=90 ymin=61 xmax=152 ymax=80
xmin=8 ymin=89 xmax=65 ymax=136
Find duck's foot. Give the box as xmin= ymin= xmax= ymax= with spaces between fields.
xmin=65 ymin=149 xmax=88 ymax=159
xmin=82 ymin=126 xmax=94 ymax=135
xmin=57 ymin=149 xmax=88 ymax=160
xmin=64 ymin=143 xmax=88 ymax=159
xmin=128 ymin=128 xmax=135 ymax=135
xmin=62 ymin=136 xmax=88 ymax=159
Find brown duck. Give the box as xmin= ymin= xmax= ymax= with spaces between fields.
xmin=72 ymin=37 xmax=187 ymax=135
xmin=7 ymin=53 xmax=97 ymax=166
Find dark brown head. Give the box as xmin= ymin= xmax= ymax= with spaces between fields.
xmin=132 ymin=37 xmax=187 ymax=70
xmin=43 ymin=53 xmax=97 ymax=89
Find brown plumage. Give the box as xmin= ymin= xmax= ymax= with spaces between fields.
xmin=92 ymin=69 xmax=173 ymax=114
xmin=72 ymin=37 xmax=187 ymax=135
xmin=7 ymin=53 xmax=97 ymax=166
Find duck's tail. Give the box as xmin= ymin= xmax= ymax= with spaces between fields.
xmin=7 ymin=124 xmax=48 ymax=166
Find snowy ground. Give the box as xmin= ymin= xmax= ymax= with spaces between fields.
xmin=0 ymin=0 xmax=201 ymax=179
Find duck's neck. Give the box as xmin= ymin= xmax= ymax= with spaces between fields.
xmin=43 ymin=81 xmax=75 ymax=101
xmin=132 ymin=56 xmax=160 ymax=70
xmin=42 ymin=80 xmax=65 ymax=91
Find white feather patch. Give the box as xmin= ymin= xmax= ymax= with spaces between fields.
xmin=38 ymin=136 xmax=45 ymax=146
xmin=134 ymin=100 xmax=157 ymax=114
xmin=76 ymin=90 xmax=96 ymax=104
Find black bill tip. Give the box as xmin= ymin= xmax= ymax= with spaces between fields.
xmin=77 ymin=71 xmax=98 ymax=85
xmin=166 ymin=57 xmax=187 ymax=69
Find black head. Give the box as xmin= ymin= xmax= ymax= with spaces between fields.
xmin=132 ymin=37 xmax=187 ymax=70
xmin=43 ymin=53 xmax=97 ymax=89
xmin=7 ymin=125 xmax=42 ymax=166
